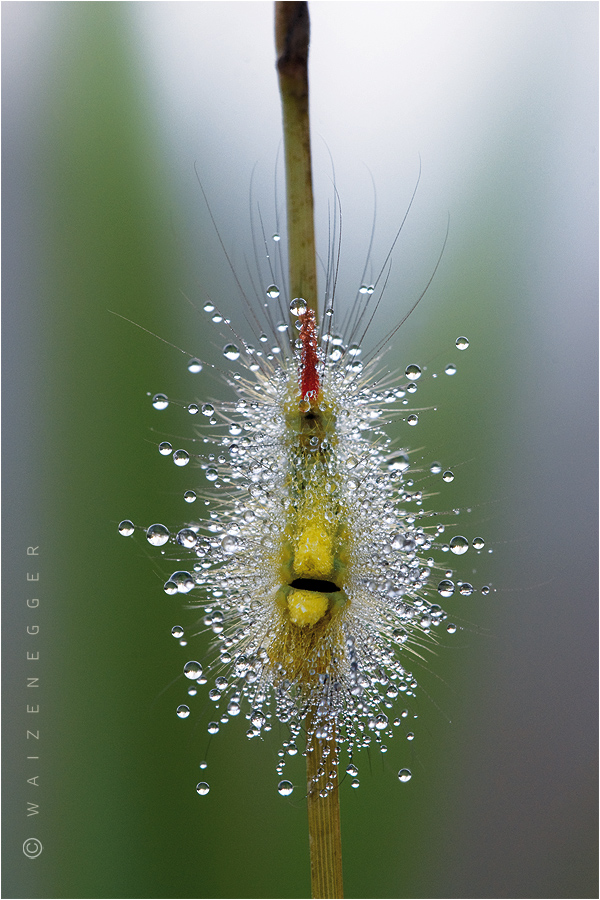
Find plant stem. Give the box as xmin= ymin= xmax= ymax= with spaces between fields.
xmin=275 ymin=1 xmax=318 ymax=321
xmin=306 ymin=721 xmax=344 ymax=899
xmin=275 ymin=4 xmax=343 ymax=897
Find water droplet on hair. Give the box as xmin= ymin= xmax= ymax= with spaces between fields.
xmin=430 ymin=462 xmax=441 ymax=474
xmin=171 ymin=626 xmax=184 ymax=638
xmin=442 ymin=470 xmax=454 ymax=483
xmin=159 ymin=442 xmax=172 ymax=456
xmin=170 ymin=571 xmax=194 ymax=593
xmin=407 ymin=414 xmax=418 ymax=426
xmin=201 ymin=403 xmax=215 ymax=417
xmin=184 ymin=490 xmax=197 ymax=503
xmin=196 ymin=782 xmax=210 ymax=795
xmin=207 ymin=722 xmax=219 ymax=735
xmin=272 ymin=233 xmax=280 ymax=242
xmin=405 ymin=364 xmax=421 ymax=380
xmin=449 ymin=535 xmax=468 ymax=555
xmin=290 ymin=298 xmax=307 ymax=316
xmin=266 ymin=284 xmax=280 ymax=299
xmin=183 ymin=661 xmax=202 ymax=680
xmin=146 ymin=524 xmax=170 ymax=546
xmin=203 ymin=302 xmax=215 ymax=313
xmin=472 ymin=536 xmax=485 ymax=550
xmin=223 ymin=343 xmax=240 ymax=361
xmin=437 ymin=579 xmax=455 ymax=598
xmin=188 ymin=358 xmax=203 ymax=373
xmin=118 ymin=520 xmax=134 ymax=537
xmin=176 ymin=705 xmax=190 ymax=719
xmin=152 ymin=393 xmax=169 ymax=410
xmin=447 ymin=623 xmax=457 ymax=634
xmin=445 ymin=364 xmax=457 ymax=375
xmin=456 ymin=336 xmax=469 ymax=350
xmin=278 ymin=780 xmax=294 ymax=796
xmin=173 ymin=449 xmax=189 ymax=467
xmin=398 ymin=768 xmax=412 ymax=782
xmin=187 ymin=403 xmax=199 ymax=415
xmin=205 ymin=468 xmax=218 ymax=482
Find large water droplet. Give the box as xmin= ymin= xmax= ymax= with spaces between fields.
xmin=118 ymin=520 xmax=134 ymax=537
xmin=290 ymin=298 xmax=307 ymax=316
xmin=442 ymin=470 xmax=454 ymax=483
xmin=437 ymin=579 xmax=455 ymax=598
xmin=472 ymin=536 xmax=485 ymax=550
xmin=146 ymin=524 xmax=170 ymax=546
xmin=223 ymin=343 xmax=240 ymax=361
xmin=278 ymin=780 xmax=294 ymax=796
xmin=266 ymin=284 xmax=280 ymax=299
xmin=176 ymin=705 xmax=190 ymax=718
xmin=152 ymin=394 xmax=169 ymax=410
xmin=407 ymin=414 xmax=419 ymax=426
xmin=459 ymin=583 xmax=474 ymax=596
xmin=205 ymin=468 xmax=218 ymax=482
xmin=456 ymin=336 xmax=469 ymax=350
xmin=188 ymin=358 xmax=203 ymax=374
xmin=183 ymin=661 xmax=202 ymax=680
xmin=201 ymin=403 xmax=215 ymax=417
xmin=445 ymin=364 xmax=457 ymax=375
xmin=398 ymin=768 xmax=412 ymax=782
xmin=158 ymin=442 xmax=172 ymax=456
xmin=184 ymin=490 xmax=197 ymax=503
xmin=177 ymin=571 xmax=197 ymax=593
xmin=405 ymin=364 xmax=422 ymax=380
xmin=449 ymin=535 xmax=469 ymax=555
xmin=196 ymin=782 xmax=210 ymax=795
xmin=171 ymin=626 xmax=184 ymax=638
xmin=173 ymin=449 xmax=190 ymax=467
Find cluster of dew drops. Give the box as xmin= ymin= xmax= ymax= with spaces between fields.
xmin=118 ymin=272 xmax=493 ymax=797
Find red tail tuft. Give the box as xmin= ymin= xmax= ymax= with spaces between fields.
xmin=298 ymin=308 xmax=320 ymax=400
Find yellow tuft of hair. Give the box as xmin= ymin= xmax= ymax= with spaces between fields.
xmin=294 ymin=517 xmax=334 ymax=579
xmin=287 ymin=589 xmax=329 ymax=627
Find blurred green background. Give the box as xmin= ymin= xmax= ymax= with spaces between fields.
xmin=3 ymin=2 xmax=597 ymax=898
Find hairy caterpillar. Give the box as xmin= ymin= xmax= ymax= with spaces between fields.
xmin=118 ymin=167 xmax=486 ymax=798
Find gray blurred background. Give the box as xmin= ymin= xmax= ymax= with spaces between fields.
xmin=3 ymin=2 xmax=597 ymax=898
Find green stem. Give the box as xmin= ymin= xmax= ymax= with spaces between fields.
xmin=275 ymin=1 xmax=318 ymax=322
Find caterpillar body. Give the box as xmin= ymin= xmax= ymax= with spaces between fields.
xmin=119 ymin=177 xmax=482 ymax=796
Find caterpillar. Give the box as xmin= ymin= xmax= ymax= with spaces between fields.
xmin=118 ymin=169 xmax=485 ymax=798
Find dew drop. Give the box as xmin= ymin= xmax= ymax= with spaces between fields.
xmin=405 ymin=364 xmax=422 ymax=380
xmin=346 ymin=764 xmax=358 ymax=777
xmin=445 ymin=364 xmax=457 ymax=375
xmin=176 ymin=705 xmax=190 ymax=719
xmin=173 ymin=449 xmax=190 ymax=467
xmin=278 ymin=780 xmax=294 ymax=796
xmin=207 ymin=722 xmax=219 ymax=735
xmin=272 ymin=233 xmax=281 ymax=242
xmin=481 ymin=585 xmax=491 ymax=596
xmin=196 ymin=782 xmax=210 ymax=795
xmin=201 ymin=403 xmax=215 ymax=417
xmin=205 ymin=468 xmax=218 ymax=482
xmin=290 ymin=298 xmax=307 ymax=316
xmin=183 ymin=661 xmax=202 ymax=680
xmin=447 ymin=623 xmax=457 ymax=634
xmin=118 ymin=520 xmax=134 ymax=537
xmin=449 ymin=535 xmax=469 ymax=555
xmin=170 ymin=571 xmax=195 ymax=594
xmin=406 ymin=732 xmax=415 ymax=741
xmin=437 ymin=579 xmax=455 ymax=598
xmin=456 ymin=336 xmax=469 ymax=350
xmin=203 ymin=302 xmax=215 ymax=313
xmin=472 ymin=536 xmax=485 ymax=550
xmin=171 ymin=626 xmax=184 ymax=638
xmin=159 ymin=441 xmax=172 ymax=456
xmin=223 ymin=343 xmax=240 ymax=361
xmin=398 ymin=768 xmax=412 ymax=782
xmin=164 ymin=581 xmax=178 ymax=595
xmin=177 ymin=528 xmax=197 ymax=548
xmin=187 ymin=404 xmax=199 ymax=415
xmin=184 ymin=490 xmax=197 ymax=503
xmin=152 ymin=393 xmax=169 ymax=410
xmin=430 ymin=462 xmax=442 ymax=474
xmin=442 ymin=470 xmax=454 ymax=483
xmin=407 ymin=414 xmax=419 ymax=426
xmin=146 ymin=524 xmax=170 ymax=546
xmin=266 ymin=284 xmax=280 ymax=299
xmin=188 ymin=358 xmax=203 ymax=373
